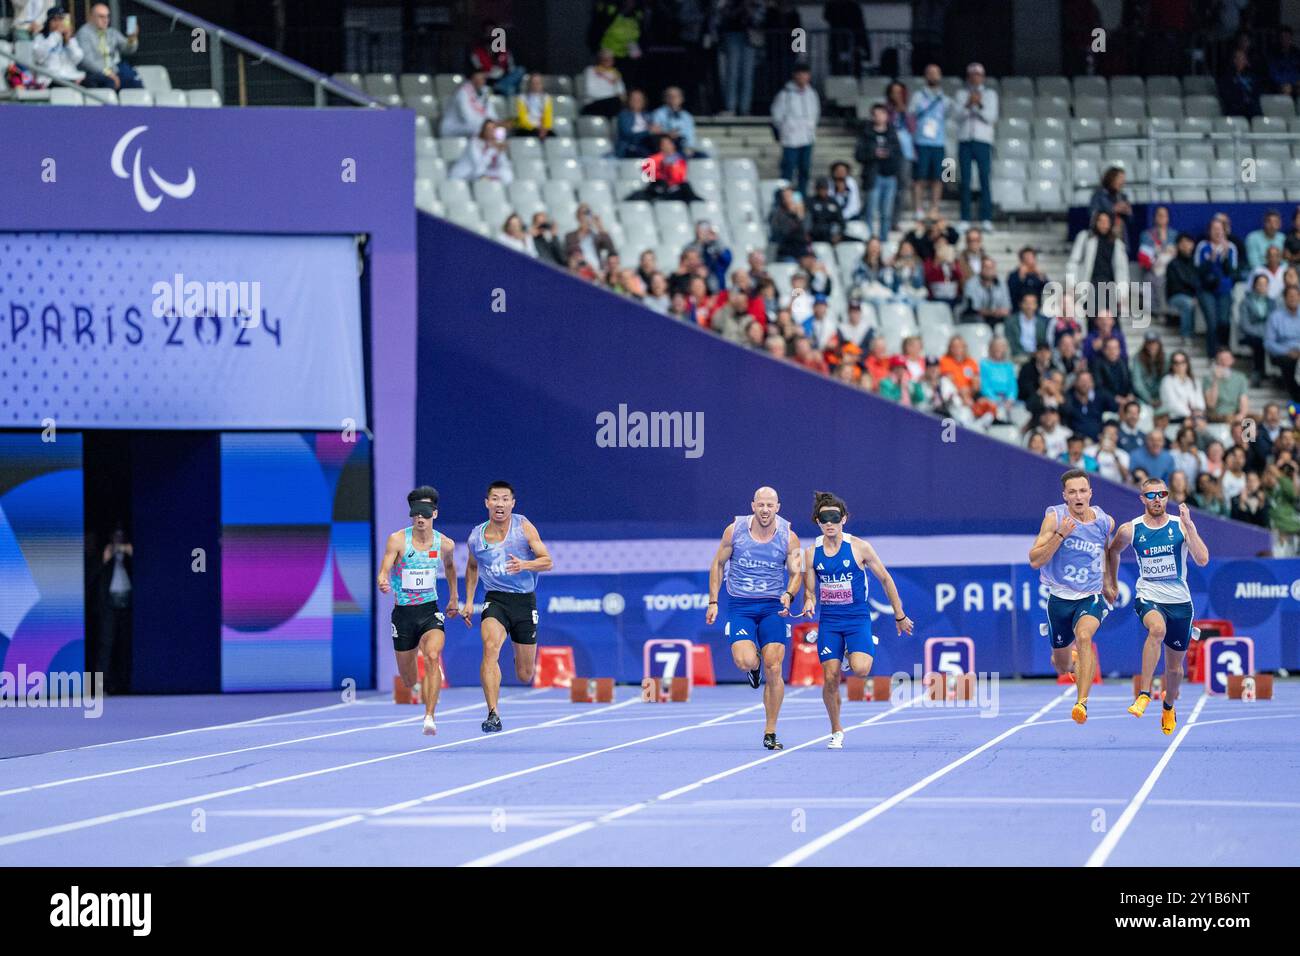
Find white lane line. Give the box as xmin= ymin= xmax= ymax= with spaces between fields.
xmin=1187 ymin=712 xmax=1300 ymax=729
xmin=0 ymin=695 xmax=519 ymax=798
xmin=458 ymin=692 xmax=922 ymax=867
xmin=770 ymin=687 xmax=1073 ymax=867
xmin=180 ymin=694 xmax=785 ymax=866
xmin=0 ymin=693 xmax=646 ymax=850
xmin=1084 ymin=692 xmax=1209 ymax=868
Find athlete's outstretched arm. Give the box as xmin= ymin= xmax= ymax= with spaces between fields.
xmin=858 ymin=539 xmax=913 ymax=635
xmin=1027 ymin=511 xmax=1067 ymax=569
xmin=779 ymin=530 xmax=803 ymax=615
xmin=799 ymin=544 xmax=817 ymax=617
xmin=440 ymin=536 xmax=460 ymax=617
xmin=462 ymin=548 xmax=478 ymax=627
xmin=509 ymin=519 xmax=553 ymax=574
xmin=1103 ymin=520 xmax=1131 ymax=603
xmin=376 ymin=531 xmax=403 ymax=593
xmin=706 ymin=525 xmax=735 ymax=626
xmin=1178 ymin=504 xmax=1211 ymax=566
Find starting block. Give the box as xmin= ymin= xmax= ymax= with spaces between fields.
xmin=569 ymin=677 xmax=615 ymax=703
xmin=787 ymin=639 xmax=824 ymax=686
xmin=923 ymin=671 xmax=977 ymax=701
xmin=534 ymin=646 xmax=577 ymax=688
xmin=690 ymin=644 xmax=716 ymax=686
xmin=1056 ymin=642 xmax=1103 ymax=685
xmin=640 ymin=675 xmax=691 ymax=702
xmin=846 ymin=675 xmax=893 ymax=701
xmin=1227 ymin=674 xmax=1273 ymax=701
xmin=1131 ymin=675 xmax=1164 ymax=700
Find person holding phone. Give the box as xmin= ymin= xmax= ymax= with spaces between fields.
xmin=76 ymin=2 xmax=143 ymax=90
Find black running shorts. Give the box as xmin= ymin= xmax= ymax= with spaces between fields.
xmin=480 ymin=590 xmax=538 ymax=645
xmin=390 ymin=602 xmax=445 ymax=652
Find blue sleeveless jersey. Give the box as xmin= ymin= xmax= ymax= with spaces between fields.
xmin=1040 ymin=504 xmax=1113 ymax=598
xmin=725 ymin=515 xmax=791 ymax=600
xmin=1130 ymin=516 xmax=1191 ymax=604
xmin=813 ymin=535 xmax=871 ymax=620
xmin=391 ymin=527 xmax=442 ymax=606
xmin=471 ymin=513 xmax=538 ymax=593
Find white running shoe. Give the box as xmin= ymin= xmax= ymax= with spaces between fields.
xmin=827 ymin=731 xmax=845 ymax=750
xmin=422 ymin=715 xmax=437 ymax=736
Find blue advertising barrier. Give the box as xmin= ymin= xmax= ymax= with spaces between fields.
xmin=440 ymin=558 xmax=1300 ymax=684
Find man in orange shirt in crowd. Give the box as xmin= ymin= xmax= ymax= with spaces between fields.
xmin=938 ymin=335 xmax=997 ymax=422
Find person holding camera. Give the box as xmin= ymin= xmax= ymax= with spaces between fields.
xmin=449 ymin=120 xmax=514 ymax=184
xmin=530 ymin=212 xmax=565 ymax=267
xmin=32 ymin=7 xmax=86 ymax=85
xmin=564 ymin=204 xmax=616 ymax=269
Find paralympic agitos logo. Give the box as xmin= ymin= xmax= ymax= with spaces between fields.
xmin=111 ymin=125 xmax=197 ymax=212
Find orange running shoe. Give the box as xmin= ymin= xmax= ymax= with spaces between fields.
xmin=1161 ymin=705 xmax=1176 ymax=735
xmin=1071 ymin=700 xmax=1088 ymax=724
xmin=1128 ymin=693 xmax=1151 ymax=717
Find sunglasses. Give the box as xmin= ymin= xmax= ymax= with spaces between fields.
xmin=1142 ymin=491 xmax=1169 ymax=500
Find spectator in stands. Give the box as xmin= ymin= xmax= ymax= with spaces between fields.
xmin=1195 ymin=218 xmax=1240 ymax=357
xmin=1213 ymin=211 xmax=1248 ymax=264
xmin=1266 ymin=284 xmax=1300 ymax=401
xmin=636 ymin=249 xmax=659 ymax=288
xmin=685 ymin=222 xmax=733 ymax=292
xmin=879 ymin=356 xmax=925 ymax=406
xmin=470 ymin=21 xmax=526 ymax=97
xmin=1203 ymin=346 xmax=1250 ymax=424
xmin=765 ymin=332 xmax=790 ymax=359
xmin=1137 ymin=206 xmax=1178 ymax=318
xmin=855 ymin=103 xmax=903 ymax=241
xmin=1082 ymin=311 xmax=1127 ymax=363
xmin=889 ymin=239 xmax=928 ymax=301
xmin=906 ymin=216 xmax=958 ymax=262
xmin=1006 ymin=292 xmax=1050 ymax=359
xmin=76 ymin=2 xmax=141 ymax=89
xmin=1130 ymin=429 xmax=1176 ymax=484
xmin=884 ymin=80 xmax=916 ymax=225
xmin=1059 ymin=435 xmax=1099 ymax=473
xmin=744 ymin=319 xmax=769 ymax=351
xmin=747 ymin=249 xmax=771 ymax=288
xmin=821 ymin=164 xmax=862 ymax=228
xmin=1063 ymin=369 xmax=1115 ymax=441
xmin=1219 ymin=48 xmax=1262 ymax=118
xmin=1169 ymin=426 xmax=1203 ymax=487
xmin=602 ymin=253 xmax=626 ymax=293
xmin=851 ymin=238 xmax=890 ymax=297
xmin=801 ymin=252 xmax=833 ymax=298
xmin=808 ymin=178 xmax=846 ymax=244
xmin=838 ymin=300 xmax=872 ymax=350
xmin=924 ymin=239 xmax=962 ymax=311
xmin=899 ymin=335 xmax=925 ymax=380
xmin=956 ymin=228 xmax=985 ymax=284
xmin=954 ymin=62 xmax=998 ymax=232
xmin=1239 ymin=272 xmax=1273 ymax=386
xmin=771 ymin=63 xmax=820 ymax=198
xmin=907 ymin=64 xmax=948 ymax=220
xmin=1007 ymin=246 xmax=1048 ymax=312
xmin=711 ymin=290 xmax=756 ymax=345
xmin=513 ymin=73 xmax=554 ymax=138
xmin=1091 ymin=336 xmax=1136 ymax=408
xmin=1165 ymin=233 xmax=1201 ymax=347
xmin=1222 ymin=446 xmax=1248 ymax=503
xmin=581 ymin=49 xmax=627 ymax=118
xmin=718 ymin=0 xmax=765 ymax=116
xmin=963 ymin=256 xmax=1011 ymax=328
xmin=440 ymin=68 xmax=497 ymax=137
xmin=1025 ymin=430 xmax=1049 ymax=456
xmin=32 ymin=8 xmax=85 ymax=85
xmin=1232 ymin=471 xmax=1270 ymax=526
xmin=863 ymin=334 xmax=892 ymax=382
xmin=1284 ymin=207 xmax=1300 ymax=265
xmin=1167 ymin=470 xmax=1192 ymax=507
xmin=587 ymin=0 xmax=644 ymax=79
xmin=1046 ymin=312 xmax=1083 ymax=351
xmin=792 ymin=335 xmax=829 ymax=374
xmin=980 ymin=337 xmax=1018 ymax=421
xmin=1117 ymin=400 xmax=1146 ymax=454
xmin=567 ymin=248 xmax=598 ymax=282
xmin=770 ymin=187 xmax=811 ymax=262
xmin=1246 ymin=209 xmax=1286 ymax=271
xmin=1035 ymin=404 xmax=1072 ymax=459
xmin=1067 ymin=210 xmax=1130 ymax=308
xmin=1195 ymin=474 xmax=1228 ymax=516
xmin=652 ymin=86 xmax=706 ymax=158
xmin=644 ymin=273 xmax=671 ymax=314
xmin=1016 ymin=341 xmax=1053 ymax=401
xmin=825 ymin=0 xmax=869 ymax=75
xmin=626 ymin=135 xmax=703 ymax=202
xmin=939 ymin=335 xmax=996 ymax=426
xmin=565 ymin=203 xmax=616 ymax=268
xmin=449 ymin=120 xmax=514 ymax=184
xmin=1088 ymin=167 xmax=1134 ymax=233
xmin=1160 ymin=351 xmax=1206 ymax=424
xmin=1269 ymin=26 xmax=1300 ymax=94
xmin=1088 ymin=422 xmax=1131 ymax=484
xmin=498 ymin=214 xmax=537 ymax=257
xmin=1252 ymin=243 xmax=1287 ymax=301
xmin=13 ymin=1 xmax=57 ymax=38
xmin=614 ymin=88 xmax=655 ymax=157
